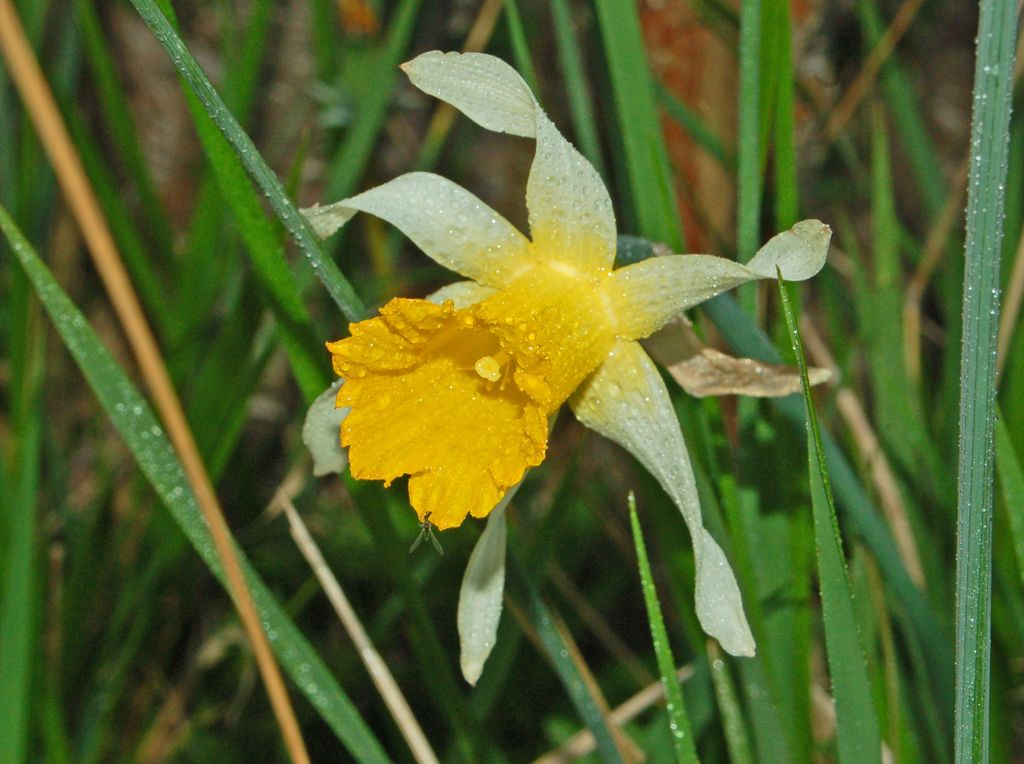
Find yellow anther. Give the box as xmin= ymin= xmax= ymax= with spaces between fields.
xmin=474 ymin=355 xmax=502 ymax=382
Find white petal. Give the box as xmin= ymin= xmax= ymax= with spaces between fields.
xmin=302 ymin=380 xmax=348 ymax=477
xmin=570 ymin=340 xmax=755 ymax=656
xmin=458 ymin=495 xmax=511 ymax=685
xmin=425 ymin=280 xmax=497 ymax=309
xmin=403 ymin=51 xmax=616 ymax=271
xmin=607 ymin=219 xmax=831 ymax=340
xmin=301 ymin=173 xmax=532 ymax=287
xmin=402 ymin=51 xmax=537 ymax=138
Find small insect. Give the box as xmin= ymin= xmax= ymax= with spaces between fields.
xmin=409 ymin=511 xmax=445 ymax=556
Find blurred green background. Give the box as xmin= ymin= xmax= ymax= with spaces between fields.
xmin=1 ymin=0 xmax=1022 ymax=761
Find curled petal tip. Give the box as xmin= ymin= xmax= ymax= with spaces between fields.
xmin=748 ymin=218 xmax=832 ymax=282
xmin=695 ymin=530 xmax=756 ymax=658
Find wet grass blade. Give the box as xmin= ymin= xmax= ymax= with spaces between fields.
xmin=628 ymin=494 xmax=698 ymax=764
xmin=708 ymin=643 xmax=754 ymax=764
xmin=128 ymin=0 xmax=366 ymax=322
xmin=955 ymin=1 xmax=1017 ymax=758
xmin=779 ymin=274 xmax=882 ymax=764
xmin=0 ymin=206 xmax=389 ymax=764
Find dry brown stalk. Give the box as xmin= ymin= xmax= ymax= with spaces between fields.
xmin=902 ymin=157 xmax=970 ymax=383
xmin=823 ymin=0 xmax=926 ymax=144
xmin=277 ymin=493 xmax=440 ymax=764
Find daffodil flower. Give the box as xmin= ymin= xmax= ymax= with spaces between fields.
xmin=302 ymin=51 xmax=830 ymax=666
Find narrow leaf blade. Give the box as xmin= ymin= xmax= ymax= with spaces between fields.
xmin=778 ymin=273 xmax=882 ymax=763
xmin=629 ymin=494 xmax=699 ymax=764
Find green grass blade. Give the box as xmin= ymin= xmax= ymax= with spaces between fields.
xmin=703 ymin=289 xmax=953 ymax=704
xmin=127 ymin=0 xmax=367 ymax=322
xmin=766 ymin=0 xmax=797 ymax=229
xmin=502 ymin=0 xmax=540 ymax=96
xmin=0 ymin=206 xmax=389 ymax=764
xmin=779 ymin=274 xmax=882 ymax=764
xmin=955 ymin=1 xmax=1017 ymax=758
xmin=549 ymin=0 xmax=605 ymax=177
xmin=708 ymin=644 xmax=754 ymax=764
xmin=856 ymin=0 xmax=945 ymax=218
xmin=628 ymin=494 xmax=698 ymax=764
xmin=219 ymin=0 xmax=273 ymax=121
xmin=40 ymin=680 xmax=72 ymax=764
xmin=507 ymin=554 xmax=625 ymax=764
xmin=0 ymin=392 xmax=41 ymax=764
xmin=655 ymin=82 xmax=732 ymax=170
xmin=736 ymin=0 xmax=761 ymax=263
xmin=0 ymin=258 xmax=45 ymax=764
xmin=863 ymin=108 xmax=945 ymax=493
xmin=593 ymin=0 xmax=683 ymax=250
xmin=66 ymin=115 xmax=174 ymax=335
xmin=995 ymin=411 xmax=1024 ymax=586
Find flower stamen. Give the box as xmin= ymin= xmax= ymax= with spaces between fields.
xmin=474 ymin=350 xmax=509 ymax=383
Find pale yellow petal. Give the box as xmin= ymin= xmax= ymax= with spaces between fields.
xmin=746 ymin=219 xmax=832 ymax=280
xmin=401 ymin=51 xmax=537 ymax=138
xmin=570 ymin=340 xmax=755 ymax=656
xmin=607 ymin=254 xmax=764 ymax=339
xmin=606 ymin=219 xmax=831 ymax=340
xmin=302 ymin=172 xmax=532 ymax=287
xmin=302 ymin=380 xmax=348 ymax=477
xmin=458 ymin=497 xmax=511 ymax=685
xmin=402 ymin=51 xmax=616 ymax=272
xmin=525 ymin=111 xmax=617 ymax=272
